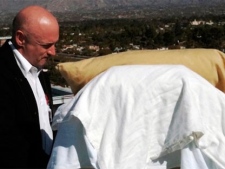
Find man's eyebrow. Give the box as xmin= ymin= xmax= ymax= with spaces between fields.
xmin=41 ymin=42 xmax=55 ymax=45
xmin=36 ymin=41 xmax=55 ymax=46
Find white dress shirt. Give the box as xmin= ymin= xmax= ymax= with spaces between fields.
xmin=8 ymin=41 xmax=53 ymax=155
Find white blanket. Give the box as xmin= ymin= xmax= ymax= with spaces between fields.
xmin=48 ymin=65 xmax=225 ymax=169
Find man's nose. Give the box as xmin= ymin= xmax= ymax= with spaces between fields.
xmin=47 ymin=45 xmax=56 ymax=56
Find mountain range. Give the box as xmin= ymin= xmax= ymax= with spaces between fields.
xmin=0 ymin=0 xmax=225 ymax=24
xmin=0 ymin=0 xmax=224 ymax=13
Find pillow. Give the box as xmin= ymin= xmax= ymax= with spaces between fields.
xmin=56 ymin=49 xmax=225 ymax=95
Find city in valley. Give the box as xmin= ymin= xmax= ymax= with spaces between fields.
xmin=1 ymin=2 xmax=225 ymax=85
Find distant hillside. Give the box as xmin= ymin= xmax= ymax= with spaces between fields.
xmin=0 ymin=0 xmax=225 ymax=24
xmin=0 ymin=0 xmax=223 ymax=13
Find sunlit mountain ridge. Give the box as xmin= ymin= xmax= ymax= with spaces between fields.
xmin=0 ymin=0 xmax=225 ymax=23
xmin=0 ymin=0 xmax=223 ymax=13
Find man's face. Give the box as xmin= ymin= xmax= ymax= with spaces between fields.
xmin=22 ymin=24 xmax=59 ymax=69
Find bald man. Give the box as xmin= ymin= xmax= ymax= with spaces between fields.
xmin=0 ymin=6 xmax=59 ymax=168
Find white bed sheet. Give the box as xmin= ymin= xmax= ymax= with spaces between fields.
xmin=48 ymin=65 xmax=225 ymax=169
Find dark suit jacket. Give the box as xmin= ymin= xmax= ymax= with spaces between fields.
xmin=0 ymin=40 xmax=53 ymax=168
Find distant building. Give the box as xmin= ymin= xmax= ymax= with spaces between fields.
xmin=89 ymin=45 xmax=100 ymax=51
xmin=191 ymin=19 xmax=202 ymax=26
xmin=0 ymin=36 xmax=11 ymax=46
xmin=190 ymin=19 xmax=214 ymax=26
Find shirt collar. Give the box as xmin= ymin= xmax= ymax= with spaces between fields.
xmin=8 ymin=41 xmax=42 ymax=76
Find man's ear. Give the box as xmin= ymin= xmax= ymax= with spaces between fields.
xmin=15 ymin=30 xmax=26 ymax=47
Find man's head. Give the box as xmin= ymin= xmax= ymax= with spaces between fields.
xmin=12 ymin=5 xmax=59 ymax=69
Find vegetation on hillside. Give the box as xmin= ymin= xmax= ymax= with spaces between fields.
xmin=1 ymin=14 xmax=225 ymax=86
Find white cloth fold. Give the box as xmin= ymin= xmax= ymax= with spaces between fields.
xmin=49 ymin=65 xmax=225 ymax=169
